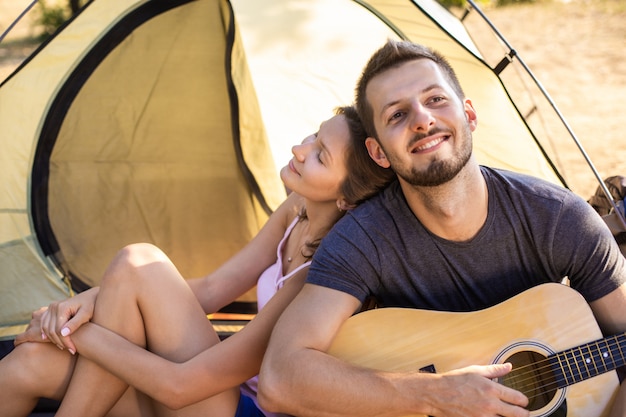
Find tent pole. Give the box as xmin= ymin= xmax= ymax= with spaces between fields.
xmin=0 ymin=0 xmax=38 ymax=44
xmin=464 ymin=0 xmax=626 ymax=229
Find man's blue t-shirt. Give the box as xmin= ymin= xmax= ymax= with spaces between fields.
xmin=307 ymin=167 xmax=626 ymax=311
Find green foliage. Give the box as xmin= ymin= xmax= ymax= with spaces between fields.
xmin=495 ymin=0 xmax=536 ymax=6
xmin=34 ymin=0 xmax=89 ymax=40
xmin=438 ymin=0 xmax=466 ymax=8
xmin=35 ymin=1 xmax=72 ymax=39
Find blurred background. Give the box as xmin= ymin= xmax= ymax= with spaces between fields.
xmin=2 ymin=0 xmax=625 ymax=198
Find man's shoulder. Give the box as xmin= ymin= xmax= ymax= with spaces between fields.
xmin=348 ymin=180 xmax=402 ymax=218
xmin=329 ymin=181 xmax=404 ymax=237
xmin=482 ymin=166 xmax=571 ymax=202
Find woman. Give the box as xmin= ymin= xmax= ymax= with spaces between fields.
xmin=0 ymin=105 xmax=393 ymax=417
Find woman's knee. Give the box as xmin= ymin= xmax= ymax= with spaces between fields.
xmin=101 ymin=243 xmax=175 ymax=288
xmin=117 ymin=243 xmax=167 ymax=266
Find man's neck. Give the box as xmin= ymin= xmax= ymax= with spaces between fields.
xmin=400 ymin=161 xmax=488 ymax=242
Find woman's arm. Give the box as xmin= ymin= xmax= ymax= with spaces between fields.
xmin=187 ymin=192 xmax=303 ymax=314
xmin=71 ymin=270 xmax=307 ymax=409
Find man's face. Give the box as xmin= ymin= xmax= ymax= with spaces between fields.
xmin=365 ymin=59 xmax=477 ymax=187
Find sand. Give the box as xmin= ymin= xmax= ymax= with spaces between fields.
xmin=462 ymin=0 xmax=626 ymax=200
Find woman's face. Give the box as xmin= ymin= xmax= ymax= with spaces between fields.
xmin=280 ymin=114 xmax=350 ymax=203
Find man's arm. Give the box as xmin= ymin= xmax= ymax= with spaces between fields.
xmin=258 ymin=284 xmax=529 ymax=417
xmin=590 ymin=283 xmax=626 ymax=417
xmin=590 ymin=283 xmax=626 ymax=336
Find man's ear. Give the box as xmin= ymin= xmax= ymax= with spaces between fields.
xmin=365 ymin=137 xmax=390 ymax=168
xmin=464 ymin=98 xmax=478 ymax=132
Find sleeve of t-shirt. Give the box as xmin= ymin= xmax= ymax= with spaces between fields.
xmin=306 ymin=215 xmax=381 ymax=304
xmin=554 ymin=191 xmax=626 ymax=302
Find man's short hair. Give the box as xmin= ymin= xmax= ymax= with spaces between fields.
xmin=355 ymin=40 xmax=465 ymax=139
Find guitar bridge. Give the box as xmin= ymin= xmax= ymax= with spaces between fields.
xmin=419 ymin=364 xmax=436 ymax=374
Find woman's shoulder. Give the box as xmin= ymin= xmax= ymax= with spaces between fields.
xmin=271 ymin=192 xmax=305 ymax=225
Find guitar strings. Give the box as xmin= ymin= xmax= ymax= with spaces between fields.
xmin=496 ymin=334 xmax=624 ymax=403
xmin=503 ymin=348 xmax=621 ymax=398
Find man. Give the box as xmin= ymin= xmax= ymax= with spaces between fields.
xmin=257 ymin=40 xmax=626 ymax=417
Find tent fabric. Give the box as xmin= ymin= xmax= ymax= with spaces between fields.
xmin=0 ymin=0 xmax=564 ymax=339
xmin=33 ymin=0 xmax=280 ymax=289
xmin=1 ymin=0 xmax=283 ymax=338
xmin=233 ymin=0 xmax=562 ymax=185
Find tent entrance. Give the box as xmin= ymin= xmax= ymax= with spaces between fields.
xmin=29 ymin=0 xmax=278 ymax=292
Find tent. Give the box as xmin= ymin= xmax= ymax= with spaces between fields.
xmin=1 ymin=0 xmax=623 ymax=342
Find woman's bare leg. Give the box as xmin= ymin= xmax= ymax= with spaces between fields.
xmin=0 ymin=340 xmax=156 ymax=417
xmin=0 ymin=341 xmax=75 ymax=417
xmin=55 ymin=243 xmax=239 ymax=417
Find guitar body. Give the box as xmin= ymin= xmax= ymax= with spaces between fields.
xmin=327 ymin=284 xmax=619 ymax=417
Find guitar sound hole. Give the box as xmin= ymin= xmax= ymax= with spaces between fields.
xmin=497 ymin=350 xmax=557 ymax=412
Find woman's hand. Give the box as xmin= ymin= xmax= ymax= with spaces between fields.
xmin=14 ymin=306 xmax=49 ymax=346
xmin=15 ymin=287 xmax=100 ymax=354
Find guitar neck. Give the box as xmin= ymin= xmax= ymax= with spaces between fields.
xmin=546 ymin=332 xmax=626 ymax=388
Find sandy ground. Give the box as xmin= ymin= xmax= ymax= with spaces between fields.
xmin=1 ymin=0 xmax=624 ymax=199
xmin=461 ymin=0 xmax=626 ymax=200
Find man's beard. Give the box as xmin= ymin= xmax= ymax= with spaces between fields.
xmin=385 ymin=124 xmax=473 ymax=187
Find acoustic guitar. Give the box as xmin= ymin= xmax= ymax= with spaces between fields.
xmin=327 ymin=283 xmax=620 ymax=417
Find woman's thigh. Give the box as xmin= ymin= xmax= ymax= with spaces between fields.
xmin=97 ymin=244 xmax=241 ymax=416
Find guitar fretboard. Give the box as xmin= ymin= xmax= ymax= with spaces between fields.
xmin=550 ymin=332 xmax=626 ymax=387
